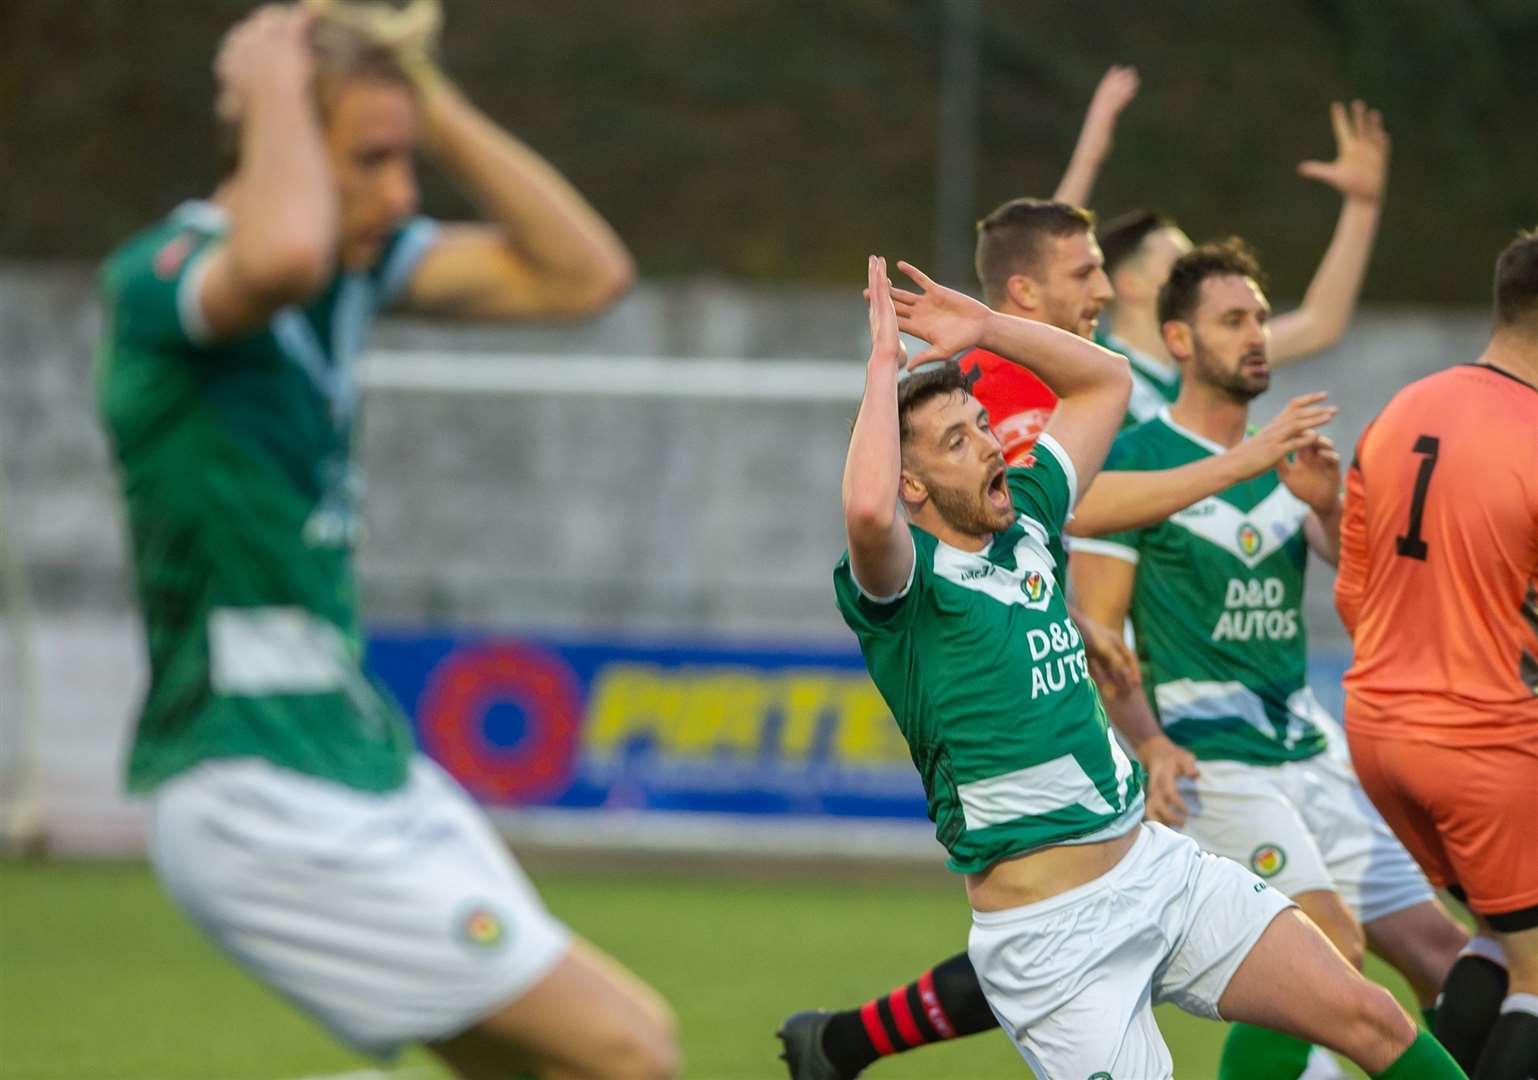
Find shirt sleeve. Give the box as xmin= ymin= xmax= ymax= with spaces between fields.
xmin=1005 ymin=431 xmax=1078 ymax=534
xmin=370 ymin=216 xmax=441 ymax=310
xmin=103 ymin=227 xmax=224 ymax=350
xmin=833 ymin=530 xmax=924 ymax=637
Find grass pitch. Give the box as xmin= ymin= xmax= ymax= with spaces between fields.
xmin=0 ymin=860 xmax=1418 ymax=1079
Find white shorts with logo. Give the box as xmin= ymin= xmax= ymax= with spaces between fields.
xmin=1178 ymin=749 xmax=1433 ymax=922
xmin=969 ymin=822 xmax=1294 ymax=1080
xmin=149 ymin=755 xmax=571 ymax=1058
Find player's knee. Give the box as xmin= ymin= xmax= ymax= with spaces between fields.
xmin=1348 ymin=981 xmax=1416 ymax=1054
xmin=601 ymin=1012 xmax=679 ymax=1080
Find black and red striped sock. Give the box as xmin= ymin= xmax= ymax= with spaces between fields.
xmin=820 ymin=953 xmax=997 ymax=1076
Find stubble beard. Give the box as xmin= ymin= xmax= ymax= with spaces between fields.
xmin=1192 ymin=341 xmax=1268 ymax=403
xmin=928 ymin=479 xmax=1015 ymax=539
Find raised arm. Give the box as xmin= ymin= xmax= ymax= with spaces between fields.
xmin=843 ymin=257 xmax=916 ymax=600
xmin=400 ymin=73 xmax=634 ymax=321
xmin=1068 ymin=393 xmax=1337 ymax=536
xmin=1270 ymin=101 xmax=1390 ymax=364
xmin=197 ymin=8 xmax=339 ymax=340
xmin=1052 ymin=65 xmax=1140 ymax=208
xmin=889 ymin=261 xmax=1130 ymax=493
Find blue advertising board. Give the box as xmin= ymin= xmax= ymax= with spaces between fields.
xmin=368 ymin=630 xmax=1355 ymax=823
xmin=367 ymin=631 xmax=930 ymax=820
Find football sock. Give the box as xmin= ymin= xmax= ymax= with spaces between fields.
xmin=1217 ymin=1022 xmax=1313 ymax=1080
xmin=820 ymin=952 xmax=994 ymax=1077
xmin=1370 ymin=1029 xmax=1469 ymax=1079
xmin=1471 ymin=993 xmax=1538 ymax=1080
xmin=1433 ymin=951 xmax=1509 ymax=1071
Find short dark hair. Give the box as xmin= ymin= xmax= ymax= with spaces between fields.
xmin=1098 ymin=209 xmax=1179 ymax=276
xmin=974 ymin=198 xmax=1095 ymax=307
xmin=1494 ymin=229 xmax=1538 ymax=327
xmin=1157 ymin=237 xmax=1267 ymax=326
xmin=896 ymin=361 xmax=972 ymax=450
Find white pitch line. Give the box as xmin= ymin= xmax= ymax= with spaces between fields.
xmin=361 ymin=351 xmax=867 ymax=403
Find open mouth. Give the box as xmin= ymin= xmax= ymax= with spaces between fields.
xmin=985 ymin=466 xmax=1010 ymax=511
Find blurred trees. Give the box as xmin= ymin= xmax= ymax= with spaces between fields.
xmin=2 ymin=0 xmax=1534 ymax=303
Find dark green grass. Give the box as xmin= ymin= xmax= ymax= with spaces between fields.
xmin=0 ymin=860 xmax=1419 ymax=1079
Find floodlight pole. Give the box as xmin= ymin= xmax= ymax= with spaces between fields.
xmin=934 ymin=0 xmax=982 ymax=291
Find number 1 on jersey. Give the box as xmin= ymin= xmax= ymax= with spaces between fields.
xmin=1395 ymin=435 xmax=1440 ymax=560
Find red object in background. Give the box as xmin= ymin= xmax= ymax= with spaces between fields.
xmin=417 ymin=642 xmax=584 ymax=804
xmin=958 ymin=347 xmax=1057 ymax=466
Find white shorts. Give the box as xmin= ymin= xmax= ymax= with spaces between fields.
xmin=1178 ymin=750 xmax=1433 ymax=922
xmin=149 ymin=755 xmax=571 ymax=1058
xmin=969 ymin=822 xmax=1293 ymax=1080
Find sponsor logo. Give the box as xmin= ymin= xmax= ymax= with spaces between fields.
xmin=1237 ymin=522 xmax=1261 ymax=558
xmin=457 ymin=904 xmax=508 ymax=950
xmin=1250 ymin=844 xmax=1287 ymax=878
xmin=1022 ymin=570 xmax=1046 ymax=602
xmin=960 ymin=565 xmax=993 ymax=581
xmin=153 ymin=232 xmax=194 ymax=280
xmin=1253 ymin=881 xmax=1268 ymax=893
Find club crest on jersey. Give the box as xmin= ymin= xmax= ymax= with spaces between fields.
xmin=1250 ymin=843 xmax=1287 ymax=878
xmin=1022 ymin=570 xmax=1046 ymax=603
xmin=153 ymin=232 xmax=195 ymax=280
xmin=1237 ymin=522 xmax=1262 ymax=558
xmin=457 ymin=904 xmax=508 ymax=950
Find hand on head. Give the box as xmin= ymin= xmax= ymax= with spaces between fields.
xmin=215 ymin=5 xmax=316 ymax=120
xmin=882 ymin=261 xmax=994 ymax=368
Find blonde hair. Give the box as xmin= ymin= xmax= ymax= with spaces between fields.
xmin=303 ymin=0 xmax=440 ymax=92
xmin=217 ymin=0 xmax=442 ymax=173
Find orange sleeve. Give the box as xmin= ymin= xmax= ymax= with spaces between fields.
xmin=1334 ymin=442 xmax=1371 ymax=638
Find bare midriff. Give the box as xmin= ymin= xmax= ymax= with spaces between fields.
xmin=965 ymin=826 xmax=1139 ymax=912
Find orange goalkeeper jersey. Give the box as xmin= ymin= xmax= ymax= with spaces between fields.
xmin=1338 ymin=363 xmax=1538 ymax=744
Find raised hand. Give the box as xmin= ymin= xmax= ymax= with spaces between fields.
xmin=1277 ymin=434 xmax=1344 ymax=515
xmin=215 ymin=5 xmax=315 ymax=121
xmin=1228 ymin=392 xmax=1338 ymax=481
xmin=888 ymin=261 xmax=994 ymax=367
xmin=1084 ymin=65 xmax=1140 ymax=145
xmin=1297 ymin=100 xmax=1390 ymax=204
xmin=866 ymin=256 xmax=905 ymax=367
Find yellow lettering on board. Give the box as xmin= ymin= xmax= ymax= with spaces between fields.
xmin=672 ymin=671 xmax=771 ymax=755
xmin=585 ymin=664 xmax=681 ymax=754
xmin=778 ymin=672 xmax=835 ymax=760
xmin=832 ymin=681 xmax=909 ymax=765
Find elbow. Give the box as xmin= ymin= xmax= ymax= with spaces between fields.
xmin=237 ymin=240 xmax=334 ymax=305
xmin=1106 ymin=354 xmax=1133 ymax=413
xmin=563 ymin=248 xmax=637 ymax=317
xmin=843 ymin=501 xmax=897 ymax=543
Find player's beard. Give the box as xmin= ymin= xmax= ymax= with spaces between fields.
xmin=1191 ymin=337 xmax=1268 ymax=403
xmin=926 ymin=472 xmax=1016 ymax=539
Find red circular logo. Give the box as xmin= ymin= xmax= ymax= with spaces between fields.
xmin=418 ymin=642 xmax=583 ymax=804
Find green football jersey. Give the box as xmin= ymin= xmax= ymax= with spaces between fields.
xmin=1072 ymin=410 xmax=1330 ymax=765
xmin=98 ymin=200 xmax=439 ymax=794
xmin=834 ymin=435 xmax=1145 ymax=873
xmin=1094 ymin=325 xmax=1182 ymax=430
